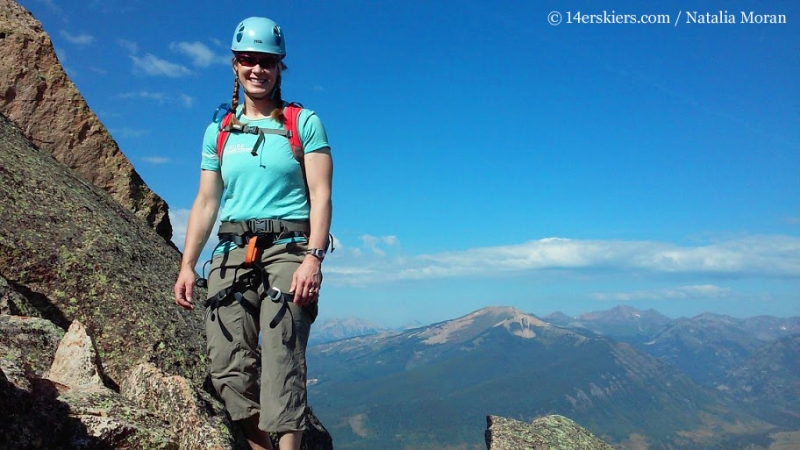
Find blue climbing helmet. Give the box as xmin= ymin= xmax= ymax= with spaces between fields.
xmin=231 ymin=17 xmax=286 ymax=57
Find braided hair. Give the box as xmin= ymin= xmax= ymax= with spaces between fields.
xmin=269 ymin=61 xmax=289 ymax=122
xmin=229 ymin=76 xmax=245 ymax=128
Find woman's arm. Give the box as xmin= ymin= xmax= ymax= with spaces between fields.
xmin=174 ymin=170 xmax=224 ymax=310
xmin=305 ymin=148 xmax=333 ymax=251
xmin=291 ymin=148 xmax=333 ymax=306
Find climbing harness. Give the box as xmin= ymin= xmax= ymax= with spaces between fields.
xmin=196 ymin=218 xmax=332 ymax=333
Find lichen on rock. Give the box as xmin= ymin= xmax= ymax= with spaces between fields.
xmin=485 ymin=414 xmax=614 ymax=450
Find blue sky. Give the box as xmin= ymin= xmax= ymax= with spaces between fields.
xmin=21 ymin=0 xmax=799 ymax=327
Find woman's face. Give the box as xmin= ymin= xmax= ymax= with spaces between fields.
xmin=233 ymin=52 xmax=281 ymax=99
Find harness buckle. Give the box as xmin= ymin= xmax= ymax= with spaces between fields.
xmin=267 ymin=287 xmax=283 ymax=302
xmin=250 ymin=219 xmax=269 ymax=234
xmin=249 ymin=219 xmax=280 ymax=234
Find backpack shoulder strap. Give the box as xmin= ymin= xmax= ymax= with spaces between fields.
xmin=283 ymin=102 xmax=310 ymax=200
xmin=216 ymin=111 xmax=235 ymax=168
xmin=283 ymin=102 xmax=304 ymax=162
xmin=216 ymin=103 xmax=303 ymax=167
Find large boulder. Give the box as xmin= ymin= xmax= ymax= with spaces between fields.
xmin=0 ymin=0 xmax=172 ymax=242
xmin=121 ymin=362 xmax=233 ymax=450
xmin=0 ymin=316 xmax=194 ymax=449
xmin=485 ymin=415 xmax=614 ymax=450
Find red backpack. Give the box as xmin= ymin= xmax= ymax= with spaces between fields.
xmin=215 ymin=102 xmax=304 ymax=167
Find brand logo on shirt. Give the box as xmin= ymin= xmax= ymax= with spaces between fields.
xmin=226 ymin=143 xmax=249 ymax=155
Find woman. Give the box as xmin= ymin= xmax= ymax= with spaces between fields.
xmin=174 ymin=16 xmax=333 ymax=450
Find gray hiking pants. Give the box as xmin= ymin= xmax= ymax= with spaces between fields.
xmin=204 ymin=241 xmax=317 ymax=432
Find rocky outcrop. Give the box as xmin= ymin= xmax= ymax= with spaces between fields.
xmin=0 ymin=0 xmax=172 ymax=242
xmin=0 ymin=113 xmax=205 ymax=385
xmin=485 ymin=415 xmax=614 ymax=450
xmin=0 ymin=315 xmax=232 ymax=449
xmin=45 ymin=321 xmax=106 ymax=389
xmin=0 ymin=313 xmax=337 ymax=449
xmin=121 ymin=363 xmax=232 ymax=450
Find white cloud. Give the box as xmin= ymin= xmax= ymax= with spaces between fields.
xmin=313 ymin=85 xmax=325 ymax=92
xmin=118 ymin=91 xmax=193 ymax=109
xmin=34 ymin=0 xmax=62 ymax=15
xmin=88 ymin=0 xmax=136 ymax=14
xmin=330 ymin=235 xmax=344 ymax=251
xmin=325 ymin=235 xmax=800 ymax=286
xmin=180 ymin=94 xmax=194 ymax=108
xmin=170 ymin=41 xmax=227 ymax=67
xmin=324 ymin=267 xmax=376 ymax=276
xmin=60 ymin=30 xmax=94 ymax=45
xmin=169 ymin=209 xmax=221 ymax=258
xmin=170 ymin=209 xmax=190 ymax=251
xmin=360 ymin=235 xmax=382 ymax=256
xmin=54 ymin=47 xmax=67 ymax=63
xmin=111 ymin=127 xmax=149 ymax=139
xmin=141 ymin=156 xmax=170 ymax=164
xmin=592 ymin=285 xmax=733 ymax=302
xmin=118 ymin=90 xmax=167 ymax=104
xmin=118 ymin=39 xmax=139 ymax=54
xmin=787 ymin=217 xmax=800 ymax=225
xmin=130 ymin=53 xmax=192 ymax=77
xmin=359 ymin=234 xmax=399 ymax=256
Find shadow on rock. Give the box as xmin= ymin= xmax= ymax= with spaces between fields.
xmin=0 ymin=370 xmax=106 ymax=450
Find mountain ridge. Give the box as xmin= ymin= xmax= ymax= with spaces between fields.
xmin=307 ymin=305 xmax=770 ymax=449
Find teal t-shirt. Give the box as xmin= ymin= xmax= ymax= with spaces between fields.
xmin=201 ymin=106 xmax=330 ymax=223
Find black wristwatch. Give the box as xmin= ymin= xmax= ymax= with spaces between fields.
xmin=306 ymin=248 xmax=326 ymax=261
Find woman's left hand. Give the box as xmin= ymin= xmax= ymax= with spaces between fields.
xmin=291 ymin=256 xmax=322 ymax=306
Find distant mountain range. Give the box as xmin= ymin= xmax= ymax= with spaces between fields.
xmin=306 ymin=305 xmax=798 ymax=449
xmin=309 ymin=317 xmax=394 ymax=345
xmin=551 ymin=307 xmax=799 ymax=389
xmin=723 ymin=333 xmax=800 ymax=428
xmin=543 ymin=305 xmax=673 ymax=338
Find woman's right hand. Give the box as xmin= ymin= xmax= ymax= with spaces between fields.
xmin=175 ymin=170 xmax=223 ymax=311
xmin=174 ymin=267 xmax=197 ymax=310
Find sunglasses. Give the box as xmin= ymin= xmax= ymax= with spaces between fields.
xmin=235 ymin=54 xmax=281 ymax=68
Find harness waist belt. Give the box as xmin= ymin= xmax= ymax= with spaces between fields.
xmin=218 ymin=219 xmax=310 ymax=236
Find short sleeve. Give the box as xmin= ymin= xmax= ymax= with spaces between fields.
xmin=200 ymin=122 xmax=221 ymax=172
xmin=298 ymin=109 xmax=330 ymax=154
